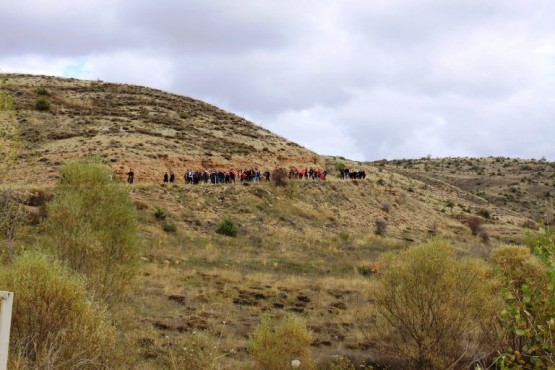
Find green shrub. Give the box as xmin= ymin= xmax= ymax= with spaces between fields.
xmin=179 ymin=111 xmax=188 ymax=119
xmin=35 ymin=98 xmax=50 ymax=111
xmin=491 ymin=236 xmax=555 ymax=368
xmin=216 ymin=218 xmax=238 ymax=237
xmin=367 ymin=239 xmax=503 ymax=370
xmin=154 ymin=206 xmax=169 ymax=220
xmin=357 ymin=265 xmax=371 ymax=276
xmin=0 ymin=90 xmax=15 ymax=111
xmin=338 ymin=230 xmax=350 ymax=242
xmin=0 ymin=252 xmax=116 ymax=369
xmin=43 ymin=158 xmax=140 ymax=305
xmin=248 ymin=314 xmax=314 ymax=370
xmin=35 ymin=87 xmax=50 ymax=96
xmin=478 ymin=209 xmax=492 ymax=219
xmin=162 ymin=222 xmax=177 ymax=233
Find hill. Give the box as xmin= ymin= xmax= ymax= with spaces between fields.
xmin=376 ymin=156 xmax=555 ymax=225
xmin=0 ymin=73 xmax=322 ymax=184
xmin=1 ymin=74 xmax=554 ymax=368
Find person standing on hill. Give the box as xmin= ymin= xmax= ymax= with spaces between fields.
xmin=126 ymin=169 xmax=134 ymax=184
xmin=163 ymin=172 xmax=169 ymax=183
xmin=169 ymin=172 xmax=175 ymax=183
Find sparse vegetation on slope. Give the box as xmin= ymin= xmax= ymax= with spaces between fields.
xmin=0 ymin=74 xmax=553 ymax=368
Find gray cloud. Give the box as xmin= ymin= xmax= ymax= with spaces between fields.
xmin=1 ymin=0 xmax=555 ymax=160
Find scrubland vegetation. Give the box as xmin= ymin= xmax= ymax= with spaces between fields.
xmin=1 ymin=75 xmax=554 ymax=369
xmin=1 ymin=157 xmax=553 ymax=369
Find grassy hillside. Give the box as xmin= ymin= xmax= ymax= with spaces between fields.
xmin=1 ymin=75 xmax=554 ymax=368
xmin=0 ymin=74 xmax=322 ymax=185
xmin=377 ymin=157 xmax=555 ymax=224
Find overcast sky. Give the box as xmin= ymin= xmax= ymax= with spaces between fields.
xmin=1 ymin=0 xmax=554 ymax=161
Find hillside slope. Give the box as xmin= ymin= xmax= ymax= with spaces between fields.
xmin=376 ymin=157 xmax=555 ymax=224
xmin=1 ymin=74 xmax=545 ymax=244
xmin=3 ymin=74 xmax=554 ymax=367
xmin=1 ymin=74 xmax=322 ymax=184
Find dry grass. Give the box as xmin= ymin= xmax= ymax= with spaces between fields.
xmin=2 ymin=74 xmax=552 ymax=368
xmin=111 ymin=178 xmax=529 ymax=368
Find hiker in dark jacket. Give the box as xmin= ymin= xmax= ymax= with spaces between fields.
xmin=126 ymin=169 xmax=134 ymax=184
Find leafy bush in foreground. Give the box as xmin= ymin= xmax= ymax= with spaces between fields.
xmin=491 ymin=230 xmax=555 ymax=368
xmin=43 ymin=158 xmax=140 ymax=305
xmin=0 ymin=252 xmax=115 ymax=369
xmin=368 ymin=239 xmax=503 ymax=370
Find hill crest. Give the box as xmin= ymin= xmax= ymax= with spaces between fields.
xmin=1 ymin=73 xmax=322 ymax=184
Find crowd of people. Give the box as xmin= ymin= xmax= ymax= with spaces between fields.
xmin=126 ymin=167 xmax=367 ymax=185
xmin=341 ymin=168 xmax=367 ymax=180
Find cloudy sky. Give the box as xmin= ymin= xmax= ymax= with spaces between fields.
xmin=1 ymin=0 xmax=555 ymax=161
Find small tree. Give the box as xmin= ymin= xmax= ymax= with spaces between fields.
xmin=249 ymin=314 xmax=314 ymax=370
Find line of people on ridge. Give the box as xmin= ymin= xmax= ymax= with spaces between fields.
xmin=341 ymin=168 xmax=367 ymax=180
xmin=126 ymin=167 xmax=365 ymax=184
xmin=175 ymin=167 xmax=329 ymax=185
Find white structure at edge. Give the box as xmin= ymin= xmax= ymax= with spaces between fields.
xmin=0 ymin=291 xmax=13 ymax=370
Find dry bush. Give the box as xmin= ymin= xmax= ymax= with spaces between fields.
xmin=0 ymin=252 xmax=116 ymax=369
xmin=479 ymin=229 xmax=490 ymax=243
xmin=374 ymin=218 xmax=387 ymax=236
xmin=366 ymin=239 xmax=503 ymax=370
xmin=272 ymin=168 xmax=289 ymax=187
xmin=42 ymin=158 xmax=140 ymax=305
xmin=248 ymin=314 xmax=315 ymax=370
xmin=466 ymin=215 xmax=485 ymax=235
